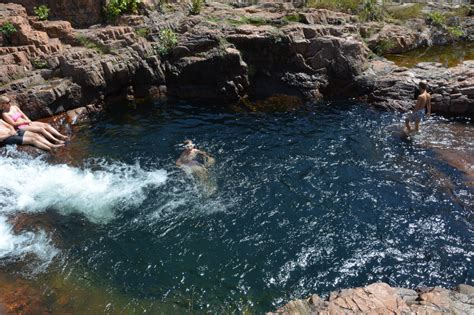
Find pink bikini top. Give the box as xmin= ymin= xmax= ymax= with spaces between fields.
xmin=9 ymin=112 xmax=22 ymax=121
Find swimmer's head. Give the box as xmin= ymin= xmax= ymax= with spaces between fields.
xmin=183 ymin=140 xmax=195 ymax=150
xmin=418 ymin=81 xmax=428 ymax=92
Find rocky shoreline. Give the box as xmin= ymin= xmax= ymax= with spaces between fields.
xmin=268 ymin=282 xmax=474 ymax=314
xmin=0 ymin=1 xmax=473 ymax=122
xmin=0 ymin=1 xmax=473 ymax=314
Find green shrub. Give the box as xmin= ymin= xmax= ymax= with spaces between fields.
xmin=373 ymin=38 xmax=396 ymax=55
xmin=359 ymin=0 xmax=385 ymax=22
xmin=388 ymin=3 xmax=423 ymax=21
xmin=105 ymin=0 xmax=140 ymax=22
xmin=427 ymin=12 xmax=446 ymax=27
xmin=283 ymin=14 xmax=302 ymax=23
xmin=448 ymin=26 xmax=465 ymax=39
xmin=0 ymin=22 xmax=17 ymax=38
xmin=31 ymin=58 xmax=48 ymax=69
xmin=189 ymin=0 xmax=204 ymax=15
xmin=135 ymin=27 xmax=150 ymax=38
xmin=306 ymin=0 xmax=362 ymax=13
xmin=157 ymin=28 xmax=177 ymax=55
xmin=34 ymin=5 xmax=50 ymax=21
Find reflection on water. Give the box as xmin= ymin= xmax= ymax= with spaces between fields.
xmin=0 ymin=102 xmax=472 ymax=313
xmin=385 ymin=42 xmax=474 ymax=68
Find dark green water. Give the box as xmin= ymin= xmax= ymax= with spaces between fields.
xmin=385 ymin=42 xmax=474 ymax=68
xmin=0 ymin=101 xmax=472 ymax=313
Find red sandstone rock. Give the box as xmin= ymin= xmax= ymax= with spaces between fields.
xmin=268 ymin=282 xmax=474 ymax=315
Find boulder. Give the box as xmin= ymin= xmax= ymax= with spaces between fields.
xmin=268 ymin=282 xmax=474 ymax=315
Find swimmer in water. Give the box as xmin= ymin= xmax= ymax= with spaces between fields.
xmin=176 ymin=140 xmax=217 ymax=195
xmin=176 ymin=140 xmax=214 ymax=168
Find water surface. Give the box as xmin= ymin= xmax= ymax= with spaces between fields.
xmin=385 ymin=41 xmax=474 ymax=68
xmin=0 ymin=101 xmax=472 ymax=313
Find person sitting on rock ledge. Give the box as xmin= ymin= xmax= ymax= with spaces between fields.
xmin=0 ymin=95 xmax=68 ymax=144
xmin=0 ymin=118 xmax=63 ymax=151
xmin=405 ymin=81 xmax=431 ymax=132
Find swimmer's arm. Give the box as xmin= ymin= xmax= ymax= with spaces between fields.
xmin=197 ymin=150 xmax=212 ymax=158
xmin=17 ymin=107 xmax=32 ymax=122
xmin=426 ymin=96 xmax=431 ymax=117
xmin=2 ymin=112 xmax=25 ymax=127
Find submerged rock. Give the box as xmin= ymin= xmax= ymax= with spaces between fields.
xmin=268 ymin=282 xmax=474 ymax=315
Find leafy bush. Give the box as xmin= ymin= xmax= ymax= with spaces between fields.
xmin=373 ymin=38 xmax=396 ymax=55
xmin=0 ymin=22 xmax=17 ymax=37
xmin=283 ymin=14 xmax=302 ymax=24
xmin=157 ymin=28 xmax=177 ymax=55
xmin=189 ymin=0 xmax=204 ymax=15
xmin=34 ymin=5 xmax=50 ymax=21
xmin=135 ymin=27 xmax=150 ymax=38
xmin=359 ymin=0 xmax=385 ymax=22
xmin=1 ymin=22 xmax=17 ymax=45
xmin=306 ymin=0 xmax=362 ymax=14
xmin=31 ymin=58 xmax=48 ymax=69
xmin=388 ymin=3 xmax=423 ymax=21
xmin=427 ymin=12 xmax=446 ymax=27
xmin=105 ymin=0 xmax=140 ymax=22
xmin=448 ymin=26 xmax=465 ymax=39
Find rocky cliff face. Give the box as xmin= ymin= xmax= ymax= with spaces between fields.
xmin=3 ymin=0 xmax=106 ymax=27
xmin=0 ymin=2 xmax=473 ymax=120
xmin=268 ymin=282 xmax=474 ymax=315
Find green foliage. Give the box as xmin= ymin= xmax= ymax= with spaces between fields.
xmin=105 ymin=0 xmax=140 ymax=22
xmin=388 ymin=4 xmax=423 ymax=21
xmin=445 ymin=5 xmax=470 ymax=19
xmin=427 ymin=12 xmax=446 ymax=27
xmin=76 ymin=35 xmax=111 ymax=54
xmin=31 ymin=58 xmax=48 ymax=69
xmin=135 ymin=27 xmax=150 ymax=38
xmin=359 ymin=0 xmax=385 ymax=22
xmin=282 ymin=14 xmax=302 ymax=24
xmin=0 ymin=22 xmax=17 ymax=38
xmin=34 ymin=5 xmax=50 ymax=21
xmin=189 ymin=0 xmax=204 ymax=15
xmin=157 ymin=28 xmax=178 ymax=56
xmin=373 ymin=38 xmax=396 ymax=55
xmin=227 ymin=16 xmax=269 ymax=26
xmin=306 ymin=0 xmax=362 ymax=13
xmin=448 ymin=26 xmax=465 ymax=39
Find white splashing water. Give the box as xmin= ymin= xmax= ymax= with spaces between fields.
xmin=0 ymin=149 xmax=168 ymax=271
xmin=0 ymin=216 xmax=58 ymax=273
xmin=0 ymin=152 xmax=168 ymax=223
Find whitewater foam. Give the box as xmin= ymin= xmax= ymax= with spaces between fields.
xmin=0 ymin=216 xmax=58 ymax=273
xmin=0 ymin=151 xmax=168 ymax=224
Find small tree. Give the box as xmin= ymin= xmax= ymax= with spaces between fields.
xmin=157 ymin=28 xmax=177 ymax=56
xmin=105 ymin=0 xmax=141 ymax=22
xmin=189 ymin=0 xmax=204 ymax=15
xmin=34 ymin=5 xmax=50 ymax=21
xmin=0 ymin=22 xmax=17 ymax=45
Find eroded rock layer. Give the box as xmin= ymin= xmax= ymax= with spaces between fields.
xmin=0 ymin=2 xmax=473 ymax=120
